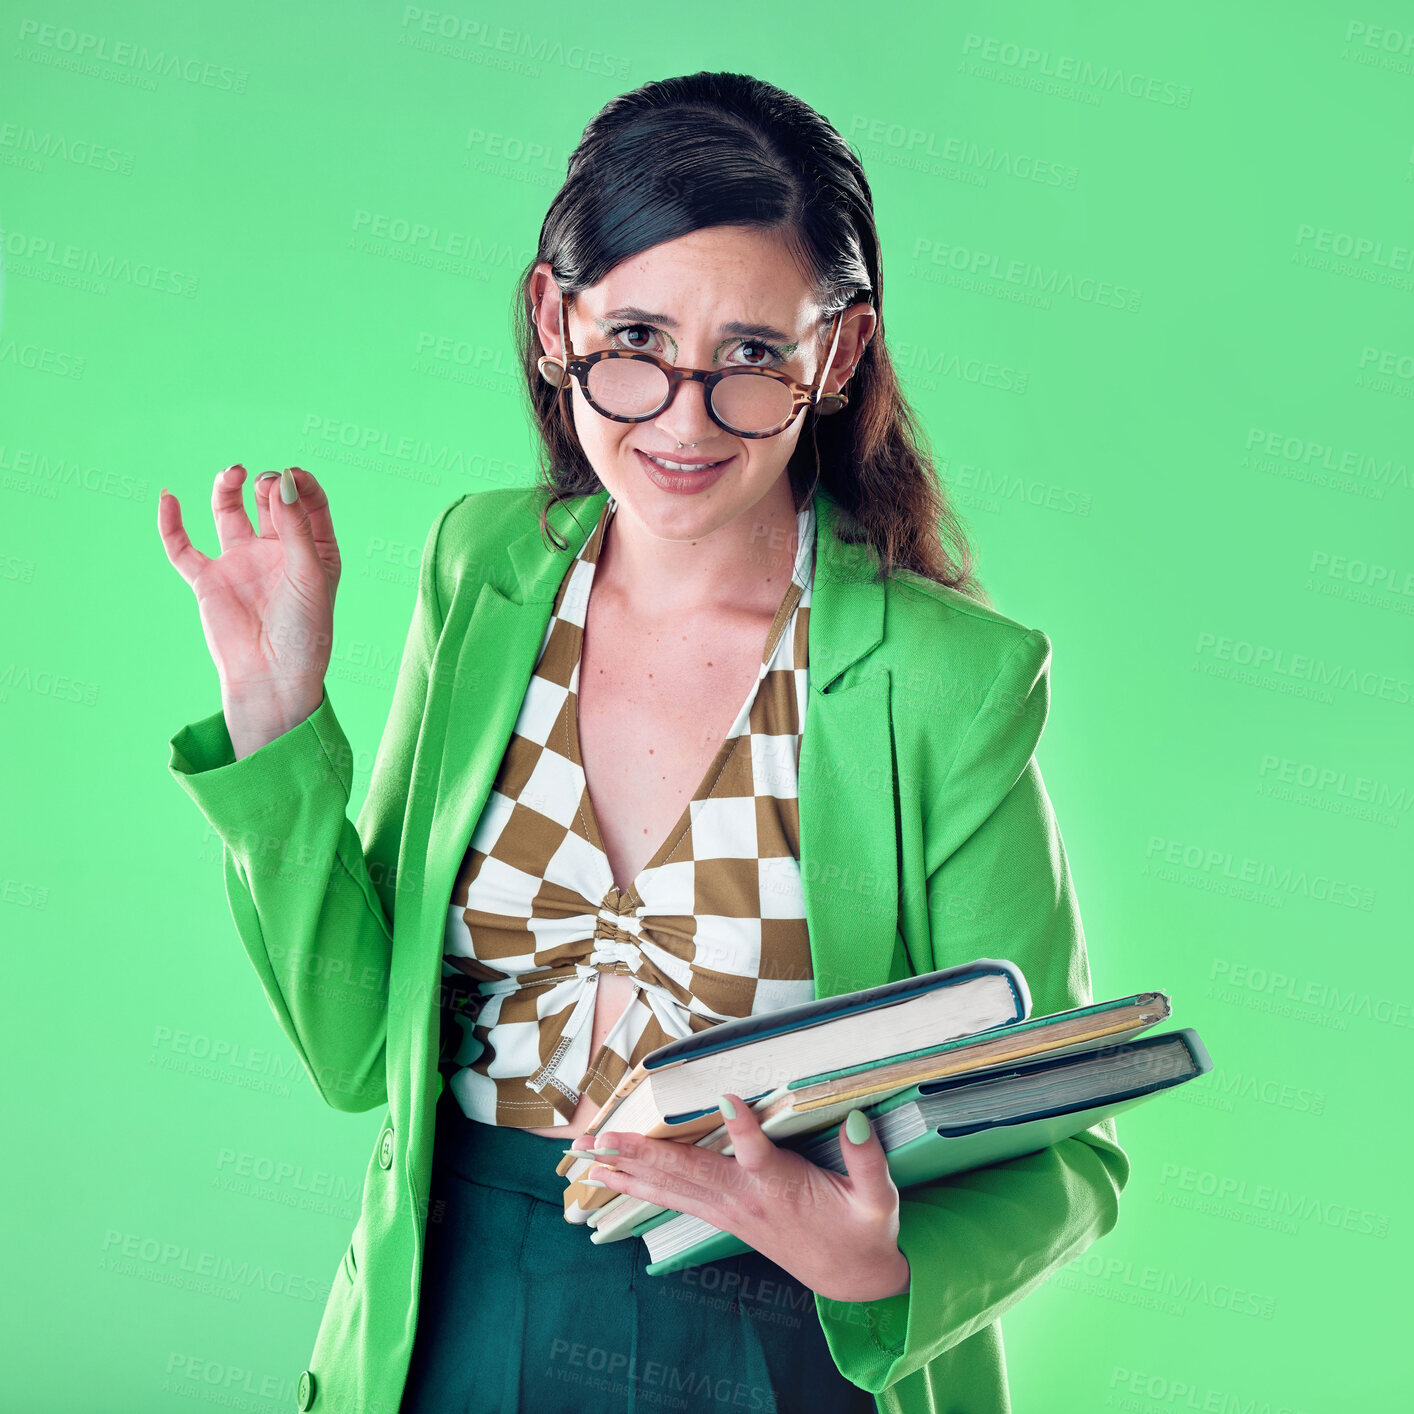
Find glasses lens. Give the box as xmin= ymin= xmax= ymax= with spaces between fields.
xmin=587 ymin=358 xmax=669 ymax=416
xmin=586 ymin=360 xmax=797 ymax=434
xmin=711 ymin=372 xmax=796 ymax=434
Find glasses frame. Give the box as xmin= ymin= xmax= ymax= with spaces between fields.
xmin=545 ymin=290 xmax=845 ymax=439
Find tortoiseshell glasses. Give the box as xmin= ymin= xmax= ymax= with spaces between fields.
xmin=536 ymin=290 xmax=848 ymax=438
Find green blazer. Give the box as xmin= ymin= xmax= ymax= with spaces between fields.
xmin=169 ymin=483 xmax=1129 ymax=1414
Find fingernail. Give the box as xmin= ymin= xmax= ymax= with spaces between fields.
xmin=256 ymin=470 xmax=280 ymax=481
xmin=581 ymin=1179 xmax=608 ymax=1189
xmin=718 ymin=1095 xmax=737 ymax=1120
xmin=844 ymin=1109 xmax=870 ymax=1145
xmin=160 ymin=487 xmax=169 ymax=500
xmin=225 ymin=464 xmax=245 ymax=474
xmin=280 ymin=468 xmax=299 ymax=504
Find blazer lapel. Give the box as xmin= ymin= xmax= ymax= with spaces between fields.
xmin=408 ymin=493 xmax=609 ymax=957
xmin=798 ymin=492 xmax=900 ymax=1001
xmin=393 ymin=494 xmax=607 ymax=1047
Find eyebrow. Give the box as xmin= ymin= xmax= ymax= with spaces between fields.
xmin=601 ymin=305 xmax=793 ymax=344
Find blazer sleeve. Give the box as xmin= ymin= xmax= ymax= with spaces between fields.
xmin=814 ymin=626 xmax=1131 ymax=1392
xmin=165 ymin=495 xmax=464 ymax=1113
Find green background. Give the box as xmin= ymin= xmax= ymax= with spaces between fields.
xmin=5 ymin=2 xmax=1410 ymax=1409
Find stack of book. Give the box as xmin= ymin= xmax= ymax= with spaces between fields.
xmin=553 ymin=957 xmax=1209 ymax=1275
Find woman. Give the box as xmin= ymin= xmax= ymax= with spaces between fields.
xmin=158 ymin=72 xmax=1128 ymax=1414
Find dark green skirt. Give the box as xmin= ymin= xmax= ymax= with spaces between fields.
xmin=398 ymin=1085 xmax=877 ymax=1414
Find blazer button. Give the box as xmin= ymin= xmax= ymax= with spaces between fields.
xmin=378 ymin=1126 xmax=395 ymax=1169
xmin=296 ymin=1369 xmax=316 ymax=1409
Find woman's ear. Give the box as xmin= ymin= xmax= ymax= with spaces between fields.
xmin=528 ymin=263 xmax=565 ymax=363
xmin=822 ymin=300 xmax=877 ymax=396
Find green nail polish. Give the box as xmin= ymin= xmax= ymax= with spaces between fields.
xmin=718 ymin=1095 xmax=738 ymax=1120
xmin=255 ymin=470 xmax=280 ymax=481
xmin=280 ymin=468 xmax=298 ymax=504
xmin=844 ymin=1109 xmax=870 ymax=1145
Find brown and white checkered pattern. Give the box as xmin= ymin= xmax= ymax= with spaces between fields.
xmin=439 ymin=494 xmax=818 ymax=1129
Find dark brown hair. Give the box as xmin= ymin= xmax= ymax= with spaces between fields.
xmin=511 ymin=70 xmax=982 ymax=596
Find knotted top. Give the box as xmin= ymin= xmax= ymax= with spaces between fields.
xmin=438 ymin=492 xmax=819 ymax=1130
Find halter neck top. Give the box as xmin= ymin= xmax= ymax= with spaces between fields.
xmin=438 ymin=493 xmax=818 ymax=1128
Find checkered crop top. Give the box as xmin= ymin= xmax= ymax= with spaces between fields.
xmin=438 ymin=493 xmax=818 ymax=1128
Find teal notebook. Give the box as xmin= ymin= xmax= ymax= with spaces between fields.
xmin=637 ymin=1027 xmax=1211 ymax=1276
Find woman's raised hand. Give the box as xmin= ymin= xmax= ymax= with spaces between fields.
xmin=158 ymin=465 xmax=342 ymax=760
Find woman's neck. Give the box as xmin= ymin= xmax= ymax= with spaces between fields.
xmin=595 ymin=483 xmax=803 ymax=620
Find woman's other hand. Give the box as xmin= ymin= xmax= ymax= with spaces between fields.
xmin=158 ymin=465 xmax=341 ymax=759
xmin=583 ymin=1096 xmax=912 ymax=1303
